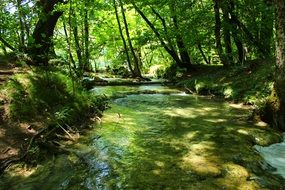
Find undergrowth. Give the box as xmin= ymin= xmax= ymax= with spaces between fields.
xmin=178 ymin=59 xmax=275 ymax=107
xmin=1 ymin=68 xmax=107 ymax=126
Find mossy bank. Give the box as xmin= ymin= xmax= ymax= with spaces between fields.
xmin=0 ymin=66 xmax=108 ymax=172
xmin=175 ymin=60 xmax=276 ymax=125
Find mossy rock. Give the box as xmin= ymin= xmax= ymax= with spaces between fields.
xmin=261 ymin=88 xmax=285 ymax=131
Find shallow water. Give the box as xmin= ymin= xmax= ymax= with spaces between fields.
xmin=254 ymin=135 xmax=285 ymax=178
xmin=1 ymin=85 xmax=284 ymax=189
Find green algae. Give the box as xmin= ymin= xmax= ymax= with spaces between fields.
xmin=0 ymin=86 xmax=284 ymax=190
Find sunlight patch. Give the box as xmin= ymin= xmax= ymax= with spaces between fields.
xmin=237 ymin=129 xmax=249 ymax=135
xmin=180 ymin=154 xmax=221 ymax=176
xmin=204 ymin=118 xmax=226 ymax=123
xmin=180 ymin=142 xmax=221 ymax=176
xmin=184 ymin=131 xmax=198 ymax=140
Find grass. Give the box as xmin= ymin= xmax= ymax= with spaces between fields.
xmin=0 ymin=65 xmax=109 ymax=167
xmin=177 ymin=60 xmax=275 ymax=107
xmin=1 ymin=68 xmax=107 ymax=125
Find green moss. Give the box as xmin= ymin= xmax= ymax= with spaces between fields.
xmin=1 ymin=68 xmax=107 ymax=125
xmin=178 ymin=60 xmax=275 ymax=106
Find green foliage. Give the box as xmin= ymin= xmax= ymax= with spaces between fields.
xmin=1 ymin=0 xmax=276 ymax=72
xmin=178 ymin=60 xmax=275 ymax=106
xmin=2 ymin=69 xmax=107 ymax=125
xmin=26 ymin=144 xmax=40 ymax=165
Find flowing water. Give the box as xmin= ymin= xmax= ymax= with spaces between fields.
xmin=254 ymin=135 xmax=285 ymax=178
xmin=1 ymin=85 xmax=285 ymax=189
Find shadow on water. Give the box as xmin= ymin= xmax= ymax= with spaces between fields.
xmin=93 ymin=94 xmax=284 ymax=189
xmin=1 ymin=88 xmax=285 ymax=190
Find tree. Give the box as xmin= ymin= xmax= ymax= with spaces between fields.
xmin=113 ymin=0 xmax=134 ymax=75
xmin=118 ymin=0 xmax=142 ymax=77
xmin=213 ymin=0 xmax=226 ymax=65
xmin=27 ymin=0 xmax=64 ymax=65
xmin=270 ymin=0 xmax=285 ymax=130
xmin=131 ymin=1 xmax=193 ymax=71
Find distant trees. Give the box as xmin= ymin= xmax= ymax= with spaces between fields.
xmin=0 ymin=0 xmax=279 ymax=72
xmin=0 ymin=0 xmax=34 ymax=53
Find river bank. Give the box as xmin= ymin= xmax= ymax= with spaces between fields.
xmin=176 ymin=60 xmax=274 ymax=105
xmin=0 ymin=63 xmax=107 ymax=173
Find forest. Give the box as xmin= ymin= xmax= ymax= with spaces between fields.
xmin=0 ymin=0 xmax=285 ymax=189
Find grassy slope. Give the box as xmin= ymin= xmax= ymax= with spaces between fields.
xmin=178 ymin=60 xmax=274 ymax=107
xmin=0 ymin=65 xmax=107 ymax=168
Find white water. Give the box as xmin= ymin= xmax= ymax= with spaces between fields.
xmin=254 ymin=135 xmax=285 ymax=178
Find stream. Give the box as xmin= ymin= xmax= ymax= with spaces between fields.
xmin=1 ymin=85 xmax=285 ymax=189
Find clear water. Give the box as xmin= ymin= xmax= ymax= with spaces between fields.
xmin=1 ymin=85 xmax=284 ymax=189
xmin=254 ymin=135 xmax=285 ymax=178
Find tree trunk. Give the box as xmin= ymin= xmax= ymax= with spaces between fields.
xmin=72 ymin=21 xmax=83 ymax=69
xmin=260 ymin=0 xmax=274 ymax=57
xmin=68 ymin=0 xmax=83 ymax=72
xmin=228 ymin=0 xmax=244 ymax=64
xmin=131 ymin=2 xmax=185 ymax=69
xmin=197 ymin=42 xmax=210 ymax=64
xmin=63 ymin=17 xmax=76 ymax=70
xmin=119 ymin=0 xmax=142 ymax=78
xmin=83 ymin=0 xmax=91 ymax=71
xmin=27 ymin=0 xmax=64 ymax=65
xmin=221 ymin=1 xmax=233 ymax=66
xmin=232 ymin=34 xmax=244 ymax=64
xmin=230 ymin=14 xmax=269 ymax=58
xmin=151 ymin=7 xmax=176 ymax=53
xmin=170 ymin=2 xmax=192 ymax=70
xmin=270 ymin=0 xmax=285 ymax=130
xmin=16 ymin=0 xmax=26 ymax=51
xmin=213 ymin=0 xmax=226 ymax=65
xmin=113 ymin=0 xmax=134 ymax=75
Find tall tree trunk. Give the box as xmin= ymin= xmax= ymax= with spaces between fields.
xmin=260 ymin=0 xmax=274 ymax=57
xmin=119 ymin=0 xmax=142 ymax=77
xmin=270 ymin=0 xmax=285 ymax=130
xmin=221 ymin=1 xmax=233 ymax=66
xmin=16 ymin=0 xmax=26 ymax=51
xmin=131 ymin=2 xmax=185 ymax=69
xmin=213 ymin=0 xmax=226 ymax=65
xmin=151 ymin=7 xmax=176 ymax=52
xmin=83 ymin=0 xmax=91 ymax=71
xmin=230 ymin=14 xmax=269 ymax=58
xmin=113 ymin=0 xmax=134 ymax=75
xmin=63 ymin=17 xmax=76 ymax=71
xmin=228 ymin=0 xmax=244 ymax=64
xmin=71 ymin=11 xmax=83 ymax=69
xmin=27 ymin=0 xmax=64 ymax=65
xmin=170 ymin=2 xmax=192 ymax=69
xmin=232 ymin=33 xmax=244 ymax=64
